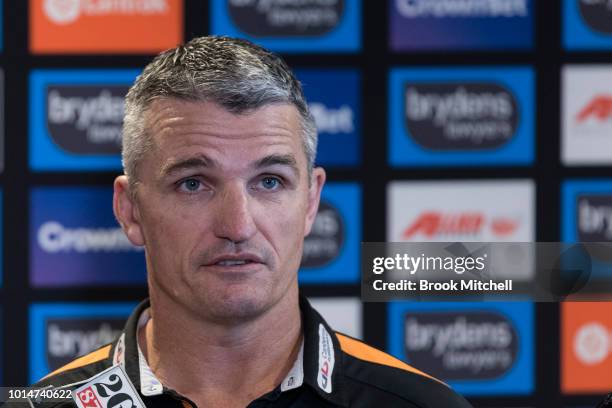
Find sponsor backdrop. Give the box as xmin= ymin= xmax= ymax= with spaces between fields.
xmin=29 ymin=0 xmax=183 ymax=54
xmin=29 ymin=69 xmax=139 ymax=171
xmin=297 ymin=69 xmax=361 ymax=167
xmin=561 ymin=65 xmax=612 ymax=166
xmin=29 ymin=187 xmax=146 ymax=287
xmin=299 ymin=182 xmax=361 ymax=284
xmin=561 ymin=302 xmax=612 ymax=394
xmin=389 ymin=67 xmax=535 ymax=167
xmin=0 ymin=1 xmax=610 ymax=408
xmin=29 ymin=303 xmax=135 ymax=383
xmin=564 ymin=0 xmax=612 ymax=50
xmin=388 ymin=302 xmax=535 ymax=396
xmin=210 ymin=0 xmax=361 ymax=52
xmin=390 ymin=0 xmax=534 ymax=51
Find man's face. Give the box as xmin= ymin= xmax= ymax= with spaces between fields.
xmin=114 ymin=99 xmax=325 ymax=323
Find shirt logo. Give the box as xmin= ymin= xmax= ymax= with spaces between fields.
xmin=112 ymin=333 xmax=125 ymax=367
xmin=317 ymin=324 xmax=335 ymax=393
xmin=74 ymin=365 xmax=146 ymax=408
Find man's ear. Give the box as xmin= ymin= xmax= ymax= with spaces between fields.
xmin=113 ymin=175 xmax=145 ymax=246
xmin=304 ymin=167 xmax=326 ymax=237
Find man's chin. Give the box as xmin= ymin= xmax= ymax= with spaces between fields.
xmin=190 ymin=291 xmax=274 ymax=324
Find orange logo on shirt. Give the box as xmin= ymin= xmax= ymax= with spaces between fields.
xmin=29 ymin=0 xmax=183 ymax=54
xmin=561 ymin=302 xmax=612 ymax=394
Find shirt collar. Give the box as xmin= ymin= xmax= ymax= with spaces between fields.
xmin=113 ymin=297 xmax=348 ymax=406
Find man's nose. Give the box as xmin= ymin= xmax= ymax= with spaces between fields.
xmin=213 ymin=183 xmax=257 ymax=244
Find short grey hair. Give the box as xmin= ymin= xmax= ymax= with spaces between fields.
xmin=122 ymin=36 xmax=317 ymax=183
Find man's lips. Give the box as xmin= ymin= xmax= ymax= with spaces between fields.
xmin=204 ymin=253 xmax=266 ymax=268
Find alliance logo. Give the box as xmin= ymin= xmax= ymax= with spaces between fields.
xmin=228 ymin=0 xmax=345 ymax=37
xmin=577 ymin=195 xmax=612 ymax=241
xmin=46 ymin=318 xmax=123 ymax=370
xmin=404 ymin=311 xmax=518 ymax=380
xmin=301 ymin=201 xmax=344 ymax=268
xmin=46 ymin=85 xmax=127 ymax=154
xmin=395 ymin=0 xmax=528 ymax=18
xmin=578 ymin=0 xmax=612 ymax=34
xmin=561 ymin=66 xmax=612 ymax=165
xmin=576 ymin=95 xmax=612 ymax=123
xmin=402 ymin=211 xmax=519 ymax=239
xmin=404 ymin=83 xmax=518 ymax=150
xmin=44 ymin=0 xmax=168 ymax=25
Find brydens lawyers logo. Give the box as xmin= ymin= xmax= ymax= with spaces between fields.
xmin=578 ymin=0 xmax=612 ymax=34
xmin=389 ymin=302 xmax=534 ymax=395
xmin=228 ymin=0 xmax=345 ymax=37
xmin=30 ymin=70 xmax=138 ymax=170
xmin=389 ymin=67 xmax=534 ymax=167
xmin=578 ymin=195 xmax=612 ymax=241
xmin=404 ymin=311 xmax=518 ymax=380
xmin=301 ymin=201 xmax=344 ymax=268
xmin=46 ymin=318 xmax=123 ymax=370
xmin=46 ymin=85 xmax=127 ymax=154
xmin=562 ymin=302 xmax=612 ymax=393
xmin=405 ymin=83 xmax=518 ymax=150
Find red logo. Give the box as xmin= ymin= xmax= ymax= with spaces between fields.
xmin=491 ymin=218 xmax=519 ymax=236
xmin=576 ymin=96 xmax=612 ymax=122
xmin=402 ymin=212 xmax=517 ymax=239
xmin=320 ymin=361 xmax=329 ymax=388
xmin=77 ymin=386 xmax=101 ymax=407
xmin=402 ymin=212 xmax=484 ymax=238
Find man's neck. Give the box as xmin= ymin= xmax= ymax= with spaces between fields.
xmin=138 ymin=291 xmax=303 ymax=408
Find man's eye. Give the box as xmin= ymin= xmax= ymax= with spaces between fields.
xmin=260 ymin=176 xmax=281 ymax=190
xmin=179 ymin=178 xmax=202 ymax=192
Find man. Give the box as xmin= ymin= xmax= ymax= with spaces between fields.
xmin=27 ymin=36 xmax=472 ymax=407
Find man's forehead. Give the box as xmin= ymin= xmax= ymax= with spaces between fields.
xmin=139 ymin=98 xmax=308 ymax=175
xmin=145 ymin=98 xmax=302 ymax=134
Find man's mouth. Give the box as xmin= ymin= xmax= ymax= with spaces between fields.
xmin=207 ymin=253 xmax=265 ymax=268
xmin=216 ymin=260 xmax=252 ymax=266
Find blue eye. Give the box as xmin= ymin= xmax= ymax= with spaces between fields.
xmin=181 ymin=178 xmax=201 ymax=192
xmin=261 ymin=177 xmax=280 ymax=190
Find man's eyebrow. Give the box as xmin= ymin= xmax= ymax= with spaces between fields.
xmin=253 ymin=154 xmax=300 ymax=176
xmin=160 ymin=155 xmax=218 ymax=177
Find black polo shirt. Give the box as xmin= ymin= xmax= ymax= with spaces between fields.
xmin=24 ymin=297 xmax=473 ymax=408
